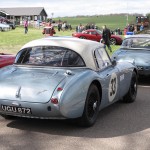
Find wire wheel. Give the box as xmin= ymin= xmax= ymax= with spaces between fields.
xmin=123 ymin=72 xmax=138 ymax=103
xmin=110 ymin=38 xmax=117 ymax=45
xmin=79 ymin=84 xmax=100 ymax=127
xmin=79 ymin=36 xmax=86 ymax=39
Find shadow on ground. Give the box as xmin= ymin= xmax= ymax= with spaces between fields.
xmin=5 ymin=80 xmax=150 ymax=138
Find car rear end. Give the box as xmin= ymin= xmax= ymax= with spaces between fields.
xmin=0 ymin=53 xmax=15 ymax=68
xmin=0 ymin=66 xmax=70 ymax=119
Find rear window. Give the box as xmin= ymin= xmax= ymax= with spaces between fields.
xmin=121 ymin=37 xmax=150 ymax=49
xmin=15 ymin=46 xmax=85 ymax=67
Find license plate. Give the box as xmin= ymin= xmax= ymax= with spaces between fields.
xmin=1 ymin=105 xmax=32 ymax=114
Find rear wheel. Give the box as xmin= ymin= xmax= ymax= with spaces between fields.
xmin=79 ymin=84 xmax=100 ymax=127
xmin=123 ymin=72 xmax=138 ymax=103
xmin=110 ymin=38 xmax=117 ymax=45
xmin=79 ymin=36 xmax=86 ymax=39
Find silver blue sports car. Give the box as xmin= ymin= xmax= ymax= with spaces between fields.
xmin=112 ymin=34 xmax=150 ymax=77
xmin=0 ymin=37 xmax=138 ymax=127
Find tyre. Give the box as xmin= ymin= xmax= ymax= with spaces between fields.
xmin=79 ymin=84 xmax=100 ymax=127
xmin=79 ymin=36 xmax=86 ymax=39
xmin=9 ymin=26 xmax=12 ymax=30
xmin=110 ymin=38 xmax=117 ymax=45
xmin=123 ymin=72 xmax=138 ymax=103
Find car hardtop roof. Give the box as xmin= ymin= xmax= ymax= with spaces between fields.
xmin=21 ymin=37 xmax=105 ymax=71
xmin=21 ymin=36 xmax=103 ymax=50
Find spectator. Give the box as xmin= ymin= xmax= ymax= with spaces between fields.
xmin=117 ymin=28 xmax=121 ymax=35
xmin=130 ymin=25 xmax=134 ymax=32
xmin=24 ymin=19 xmax=28 ymax=34
xmin=140 ymin=23 xmax=144 ymax=31
xmin=102 ymin=25 xmax=112 ymax=52
xmin=76 ymin=26 xmax=78 ymax=32
xmin=58 ymin=23 xmax=62 ymax=32
xmin=68 ymin=24 xmax=72 ymax=30
xmin=133 ymin=25 xmax=137 ymax=34
xmin=91 ymin=24 xmax=95 ymax=29
xmin=78 ymin=24 xmax=82 ymax=32
xmin=124 ymin=27 xmax=127 ymax=35
xmin=85 ymin=24 xmax=90 ymax=30
xmin=115 ymin=28 xmax=118 ymax=35
xmin=62 ymin=22 xmax=66 ymax=31
xmin=127 ymin=24 xmax=130 ymax=32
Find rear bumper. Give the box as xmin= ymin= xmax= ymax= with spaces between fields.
xmin=0 ymin=100 xmax=66 ymax=119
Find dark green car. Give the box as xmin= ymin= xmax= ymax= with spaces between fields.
xmin=112 ymin=34 xmax=150 ymax=77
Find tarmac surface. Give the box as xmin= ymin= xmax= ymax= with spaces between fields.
xmin=0 ymin=78 xmax=150 ymax=150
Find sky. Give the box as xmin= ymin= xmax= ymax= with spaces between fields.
xmin=1 ymin=0 xmax=150 ymax=17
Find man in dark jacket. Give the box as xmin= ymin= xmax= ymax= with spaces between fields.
xmin=102 ymin=25 xmax=112 ymax=52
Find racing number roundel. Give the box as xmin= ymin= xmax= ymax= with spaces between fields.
xmin=108 ymin=73 xmax=118 ymax=102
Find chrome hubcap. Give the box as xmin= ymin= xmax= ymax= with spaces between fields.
xmin=93 ymin=101 xmax=97 ymax=111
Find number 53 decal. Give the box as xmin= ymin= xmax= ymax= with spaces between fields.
xmin=108 ymin=73 xmax=118 ymax=102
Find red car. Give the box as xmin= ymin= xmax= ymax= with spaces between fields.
xmin=0 ymin=53 xmax=15 ymax=68
xmin=72 ymin=29 xmax=123 ymax=45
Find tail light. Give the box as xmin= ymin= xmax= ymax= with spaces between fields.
xmin=57 ymin=87 xmax=63 ymax=91
xmin=51 ymin=87 xmax=63 ymax=104
xmin=51 ymin=98 xmax=58 ymax=104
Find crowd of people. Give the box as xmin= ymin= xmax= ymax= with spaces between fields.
xmin=40 ymin=21 xmax=112 ymax=52
xmin=124 ymin=23 xmax=145 ymax=35
xmin=22 ymin=18 xmax=146 ymax=53
xmin=58 ymin=22 xmax=72 ymax=31
xmin=75 ymin=23 xmax=98 ymax=33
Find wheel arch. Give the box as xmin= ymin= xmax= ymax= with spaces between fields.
xmin=133 ymin=68 xmax=139 ymax=80
xmin=133 ymin=68 xmax=138 ymax=75
xmin=91 ymin=80 xmax=102 ymax=103
xmin=79 ymin=36 xmax=86 ymax=39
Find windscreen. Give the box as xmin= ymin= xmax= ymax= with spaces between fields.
xmin=121 ymin=37 xmax=150 ymax=49
xmin=15 ymin=46 xmax=85 ymax=67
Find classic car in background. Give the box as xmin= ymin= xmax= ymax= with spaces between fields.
xmin=0 ymin=23 xmax=10 ymax=31
xmin=72 ymin=29 xmax=123 ymax=45
xmin=5 ymin=20 xmax=16 ymax=29
xmin=0 ymin=17 xmax=15 ymax=31
xmin=0 ymin=37 xmax=138 ymax=127
xmin=112 ymin=34 xmax=150 ymax=77
xmin=0 ymin=53 xmax=15 ymax=68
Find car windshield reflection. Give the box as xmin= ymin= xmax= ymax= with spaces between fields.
xmin=121 ymin=37 xmax=150 ymax=49
xmin=15 ymin=46 xmax=85 ymax=67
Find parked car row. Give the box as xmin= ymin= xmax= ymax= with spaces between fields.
xmin=0 ymin=34 xmax=149 ymax=127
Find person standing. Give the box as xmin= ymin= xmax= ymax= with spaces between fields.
xmin=102 ymin=25 xmax=112 ymax=52
xmin=24 ymin=19 xmax=28 ymax=34
xmin=140 ymin=23 xmax=144 ymax=31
